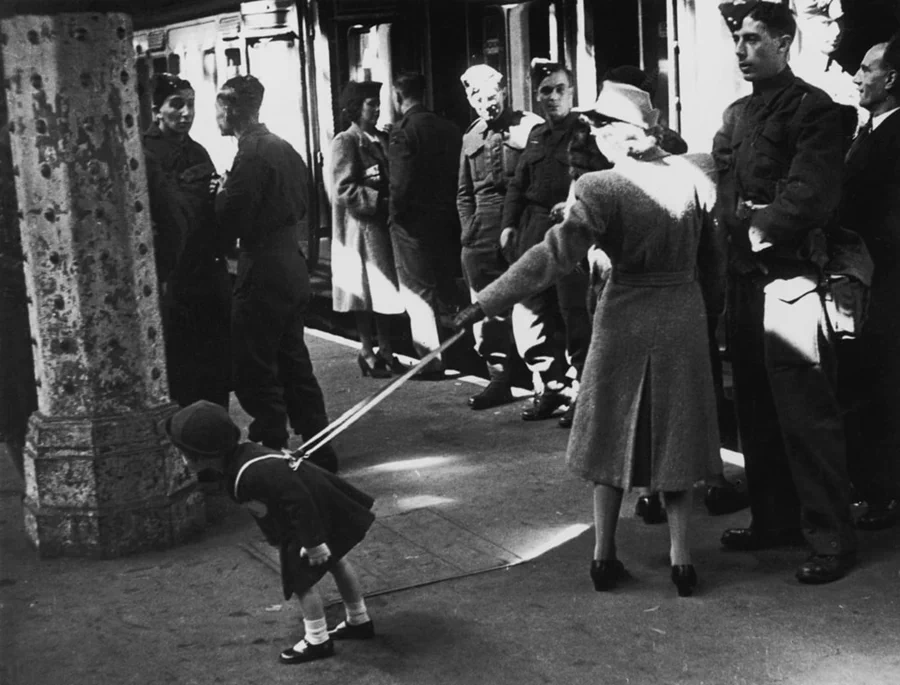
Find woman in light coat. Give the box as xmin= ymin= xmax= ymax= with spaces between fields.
xmin=331 ymin=81 xmax=403 ymax=378
xmin=460 ymin=82 xmax=725 ymax=597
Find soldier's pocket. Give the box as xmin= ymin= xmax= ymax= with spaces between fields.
xmin=763 ymin=275 xmax=822 ymax=367
xmin=460 ymin=213 xmax=481 ymax=247
xmin=465 ymin=142 xmax=488 ymax=181
xmin=753 ymin=122 xmax=790 ymax=180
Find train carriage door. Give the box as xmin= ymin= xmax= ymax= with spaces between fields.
xmin=466 ymin=1 xmax=600 ymax=115
xmin=345 ymin=23 xmax=394 ymax=132
xmin=241 ymin=1 xmax=320 ymax=265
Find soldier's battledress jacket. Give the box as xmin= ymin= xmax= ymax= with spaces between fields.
xmin=457 ymin=109 xmax=543 ymax=248
xmin=219 ymin=123 xmax=309 ymax=253
xmin=225 ymin=441 xmax=375 ymax=599
xmin=712 ymin=67 xmax=844 ymax=260
xmin=143 ymin=122 xmax=223 ymax=291
xmin=500 ymin=111 xmax=581 ymax=260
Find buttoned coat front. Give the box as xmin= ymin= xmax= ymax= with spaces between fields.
xmin=478 ymin=153 xmax=724 ymax=490
xmin=331 ymin=123 xmax=402 ymax=313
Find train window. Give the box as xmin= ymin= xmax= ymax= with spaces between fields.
xmin=167 ymin=53 xmax=181 ymax=75
xmin=225 ymin=47 xmax=242 ymax=68
xmin=203 ymin=48 xmax=217 ymax=82
xmin=152 ymin=56 xmax=167 ymax=74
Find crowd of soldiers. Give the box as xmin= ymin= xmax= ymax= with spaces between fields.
xmin=144 ymin=0 xmax=899 ymax=596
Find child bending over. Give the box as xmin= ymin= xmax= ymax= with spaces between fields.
xmin=163 ymin=400 xmax=376 ymax=664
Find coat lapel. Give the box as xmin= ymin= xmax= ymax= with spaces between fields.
xmin=349 ymin=122 xmax=387 ymax=168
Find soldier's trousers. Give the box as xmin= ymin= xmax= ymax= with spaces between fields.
xmin=461 ymin=242 xmax=513 ymax=382
xmin=389 ymin=220 xmax=445 ymax=364
xmin=511 ymin=268 xmax=591 ymax=391
xmin=231 ymin=248 xmax=335 ymax=467
xmin=728 ymin=267 xmax=855 ymax=555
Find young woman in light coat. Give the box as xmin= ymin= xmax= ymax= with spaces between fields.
xmin=331 ymin=81 xmax=403 ymax=378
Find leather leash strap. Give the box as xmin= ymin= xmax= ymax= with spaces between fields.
xmin=288 ymin=329 xmax=466 ymax=469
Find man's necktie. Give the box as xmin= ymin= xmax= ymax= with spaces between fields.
xmin=846 ymin=118 xmax=873 ymax=162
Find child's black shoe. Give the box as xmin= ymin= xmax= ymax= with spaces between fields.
xmin=329 ymin=619 xmax=375 ymax=640
xmin=279 ymin=638 xmax=335 ymax=664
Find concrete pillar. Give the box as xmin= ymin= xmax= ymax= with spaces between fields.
xmin=0 ymin=11 xmax=205 ymax=557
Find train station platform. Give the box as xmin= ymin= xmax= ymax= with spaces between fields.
xmin=1 ymin=329 xmax=899 ymax=685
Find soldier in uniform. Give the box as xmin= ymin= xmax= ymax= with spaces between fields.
xmin=215 ymin=75 xmax=338 ymax=473
xmin=500 ymin=61 xmax=590 ymax=424
xmin=714 ymin=1 xmax=856 ymax=583
xmin=457 ymin=65 xmax=543 ymax=409
xmin=388 ymin=72 xmax=463 ymax=379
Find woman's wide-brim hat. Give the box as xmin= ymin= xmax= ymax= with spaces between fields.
xmin=584 ymin=81 xmax=660 ymax=130
xmin=161 ymin=400 xmax=240 ymax=457
xmin=339 ymin=80 xmax=383 ymax=109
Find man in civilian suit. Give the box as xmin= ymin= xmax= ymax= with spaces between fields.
xmin=840 ymin=35 xmax=900 ymax=531
xmin=388 ymin=72 xmax=462 ymax=378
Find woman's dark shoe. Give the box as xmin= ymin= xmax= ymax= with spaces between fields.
xmin=635 ymin=494 xmax=667 ymax=524
xmin=358 ymin=352 xmax=391 ymax=379
xmin=671 ymin=564 xmax=698 ymax=597
xmin=279 ymin=638 xmax=335 ymax=664
xmin=381 ymin=353 xmax=407 ymax=375
xmin=590 ymin=558 xmax=626 ymax=591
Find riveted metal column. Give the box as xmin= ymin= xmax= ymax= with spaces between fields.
xmin=0 ymin=12 xmax=205 ymax=557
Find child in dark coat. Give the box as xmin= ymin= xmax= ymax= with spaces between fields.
xmin=163 ymin=400 xmax=376 ymax=664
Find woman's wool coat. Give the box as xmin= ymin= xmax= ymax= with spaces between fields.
xmin=330 ymin=123 xmax=403 ymax=313
xmin=478 ymin=152 xmax=725 ymax=490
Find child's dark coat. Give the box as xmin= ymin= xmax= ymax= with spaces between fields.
xmin=225 ymin=442 xmax=375 ymax=598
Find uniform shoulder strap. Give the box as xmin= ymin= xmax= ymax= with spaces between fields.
xmin=233 ymin=453 xmax=290 ymax=500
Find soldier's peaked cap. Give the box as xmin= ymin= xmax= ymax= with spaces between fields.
xmin=161 ymin=400 xmax=240 ymax=457
xmin=718 ymin=0 xmax=761 ymax=33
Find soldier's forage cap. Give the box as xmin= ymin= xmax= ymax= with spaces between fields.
xmin=339 ymin=81 xmax=383 ymax=109
xmin=583 ymin=81 xmax=659 ymax=130
xmin=460 ymin=65 xmax=504 ymax=91
xmin=531 ymin=58 xmax=568 ymax=85
xmin=162 ymin=400 xmax=240 ymax=457
xmin=718 ymin=0 xmax=761 ymax=33
xmin=150 ymin=72 xmax=193 ymax=108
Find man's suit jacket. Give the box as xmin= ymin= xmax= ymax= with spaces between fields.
xmin=841 ymin=109 xmax=900 ymax=357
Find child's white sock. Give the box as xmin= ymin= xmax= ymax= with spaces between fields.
xmin=345 ymin=599 xmax=370 ymax=626
xmin=302 ymin=617 xmax=330 ymax=645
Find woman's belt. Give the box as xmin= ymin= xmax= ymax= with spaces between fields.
xmin=611 ymin=269 xmax=696 ymax=287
